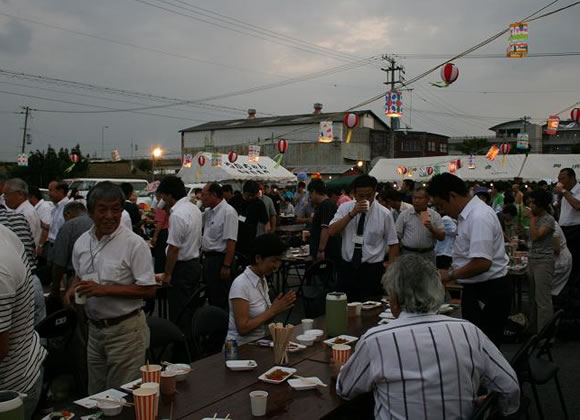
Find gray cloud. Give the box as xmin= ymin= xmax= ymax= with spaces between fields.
xmin=0 ymin=19 xmax=31 ymax=54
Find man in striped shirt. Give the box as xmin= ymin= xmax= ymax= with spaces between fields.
xmin=335 ymin=255 xmax=520 ymax=419
xmin=0 ymin=224 xmax=47 ymax=419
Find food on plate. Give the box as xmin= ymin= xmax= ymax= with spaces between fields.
xmin=333 ymin=337 xmax=348 ymax=345
xmin=265 ymin=369 xmax=289 ymax=381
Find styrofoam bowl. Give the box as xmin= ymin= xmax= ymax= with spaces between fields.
xmin=97 ymin=399 xmax=123 ymax=416
xmin=166 ymin=363 xmax=191 ymax=382
xmin=295 ymin=334 xmax=314 ymax=346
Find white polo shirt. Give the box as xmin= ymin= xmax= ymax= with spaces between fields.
xmin=330 ymin=200 xmax=399 ymax=264
xmin=559 ymin=183 xmax=580 ymax=227
xmin=453 ymin=196 xmax=509 ymax=284
xmin=167 ymin=196 xmax=202 ymax=261
xmin=48 ymin=196 xmax=70 ymax=242
xmin=202 ymin=199 xmax=238 ymax=253
xmin=227 ymin=267 xmax=272 ymax=345
xmin=72 ymin=224 xmax=156 ymax=321
xmin=33 ymin=199 xmax=54 ymax=226
xmin=14 ymin=200 xmax=42 ymax=246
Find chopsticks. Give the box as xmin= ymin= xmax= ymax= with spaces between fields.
xmin=294 ymin=375 xmax=328 ymax=388
xmin=90 ymin=397 xmax=134 ymax=407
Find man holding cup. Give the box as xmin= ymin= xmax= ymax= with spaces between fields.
xmin=555 ymin=168 xmax=580 ymax=291
xmin=329 ymin=175 xmax=399 ymax=302
xmin=64 ymin=182 xmax=156 ymax=394
xmin=396 ymin=187 xmax=445 ymax=264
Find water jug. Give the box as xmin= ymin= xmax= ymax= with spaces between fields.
xmin=326 ymin=292 xmax=347 ymax=337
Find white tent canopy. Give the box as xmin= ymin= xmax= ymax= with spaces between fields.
xmin=369 ymin=154 xmax=580 ymax=183
xmin=178 ymin=152 xmax=297 ymax=184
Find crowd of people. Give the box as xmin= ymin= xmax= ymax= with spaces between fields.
xmin=1 ymin=167 xmax=579 ymax=418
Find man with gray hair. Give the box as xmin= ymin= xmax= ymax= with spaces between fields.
xmin=4 ymin=178 xmax=42 ymax=246
xmin=334 ymin=255 xmax=520 ymax=419
xmin=64 ymin=181 xmax=156 ymax=393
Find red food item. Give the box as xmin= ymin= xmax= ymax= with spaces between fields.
xmin=265 ymin=369 xmax=288 ymax=381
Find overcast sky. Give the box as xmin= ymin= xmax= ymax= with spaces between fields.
xmin=0 ymin=0 xmax=578 ymax=162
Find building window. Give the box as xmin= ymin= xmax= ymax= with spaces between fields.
xmin=439 ymin=143 xmax=448 ymax=153
xmin=401 ymin=140 xmax=421 ymax=152
xmin=427 ymin=141 xmax=436 ymax=152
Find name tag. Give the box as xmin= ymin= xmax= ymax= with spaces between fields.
xmin=353 ymin=235 xmax=363 ymax=245
xmin=81 ymin=272 xmax=99 ymax=283
xmin=238 ymin=215 xmax=247 ymax=223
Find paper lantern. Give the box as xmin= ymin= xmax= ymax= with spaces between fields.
xmin=228 ymin=151 xmax=238 ymax=163
xmin=182 ymin=154 xmax=192 ymax=167
xmin=468 ymin=154 xmax=476 ymax=169
xmin=248 ymin=145 xmax=261 ymax=162
xmin=517 ymin=133 xmax=529 ymax=150
xmin=211 ymin=152 xmax=221 ymax=168
xmin=311 ymin=172 xmax=322 ymax=180
xmin=70 ymin=153 xmax=80 ymax=163
xmin=277 ymin=139 xmax=288 ymax=154
xmin=486 ymin=145 xmax=500 ymax=161
xmin=343 ymin=113 xmax=360 ymax=143
xmin=500 ymin=143 xmax=511 ymax=154
xmin=198 ymin=155 xmax=206 ymax=166
xmin=507 ymin=23 xmax=528 ymax=58
xmin=571 ymin=108 xmax=580 ymax=123
xmin=397 ymin=166 xmax=407 ymax=175
xmin=385 ymin=91 xmax=403 ymax=118
xmin=297 ymin=172 xmax=308 ymax=182
xmin=432 ymin=63 xmax=459 ymax=88
xmin=17 ymin=153 xmax=28 ymax=167
xmin=448 ymin=161 xmax=457 ymax=174
xmin=319 ymin=121 xmax=333 ymax=143
xmin=546 ymin=115 xmax=560 ymax=135
xmin=455 ymin=159 xmax=462 ymax=169
xmin=426 ymin=166 xmax=434 ymax=176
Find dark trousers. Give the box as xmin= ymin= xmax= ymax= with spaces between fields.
xmin=436 ymin=255 xmax=453 ymax=270
xmin=168 ymin=259 xmax=201 ymax=332
xmin=461 ymin=276 xmax=512 ymax=346
xmin=203 ymin=253 xmax=233 ymax=311
xmin=339 ymin=259 xmax=385 ymax=302
xmin=152 ymin=229 xmax=168 ymax=274
xmin=561 ymin=225 xmax=580 ymax=290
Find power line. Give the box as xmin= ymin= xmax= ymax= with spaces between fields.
xmin=394 ymin=51 xmax=580 ymax=59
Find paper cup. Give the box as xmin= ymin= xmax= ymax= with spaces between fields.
xmin=249 ymin=390 xmax=268 ymax=416
xmin=348 ymin=302 xmax=362 ymax=316
xmin=160 ymin=370 xmax=177 ymax=395
xmin=74 ymin=286 xmax=87 ymax=305
xmin=140 ymin=364 xmax=162 ymax=384
xmin=332 ymin=344 xmax=352 ymax=364
xmin=133 ymin=387 xmax=157 ymax=420
xmin=420 ymin=211 xmax=430 ymax=223
xmin=140 ymin=382 xmax=159 ymax=416
xmin=301 ymin=318 xmax=313 ymax=331
xmin=361 ymin=200 xmax=370 ymax=212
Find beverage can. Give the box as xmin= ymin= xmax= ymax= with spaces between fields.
xmin=224 ymin=338 xmax=239 ymax=360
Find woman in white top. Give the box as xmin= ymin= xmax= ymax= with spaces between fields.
xmin=227 ymin=234 xmax=296 ymax=344
xmin=553 ymin=222 xmax=573 ymax=296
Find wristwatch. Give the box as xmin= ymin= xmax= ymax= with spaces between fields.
xmin=561 ymin=189 xmax=568 ymax=194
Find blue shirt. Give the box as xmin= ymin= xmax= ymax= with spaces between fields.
xmin=435 ymin=216 xmax=457 ymax=257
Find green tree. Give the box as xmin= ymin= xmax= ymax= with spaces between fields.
xmin=9 ymin=144 xmax=89 ymax=187
xmin=455 ymin=138 xmax=490 ymax=155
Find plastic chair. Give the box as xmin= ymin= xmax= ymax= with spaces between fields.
xmin=190 ymin=305 xmax=229 ymax=360
xmin=300 ymin=259 xmax=337 ymax=318
xmin=175 ymin=284 xmax=207 ymax=327
xmin=146 ymin=316 xmax=191 ymax=364
xmin=35 ymin=309 xmax=78 ymax=407
xmin=510 ymin=310 xmax=568 ymax=420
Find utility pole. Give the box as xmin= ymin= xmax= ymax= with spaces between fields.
xmin=20 ymin=106 xmax=30 ymax=153
xmin=381 ymin=55 xmax=405 ymax=158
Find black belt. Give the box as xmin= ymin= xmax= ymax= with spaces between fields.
xmin=402 ymin=245 xmax=434 ymax=253
xmin=176 ymin=258 xmax=200 ymax=264
xmin=89 ymin=309 xmax=141 ymax=329
xmin=203 ymin=251 xmax=225 ymax=257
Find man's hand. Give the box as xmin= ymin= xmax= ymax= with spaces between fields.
xmin=423 ymin=219 xmax=433 ymax=231
xmin=439 ymin=269 xmax=450 ymax=283
xmin=75 ymin=281 xmax=108 ymax=298
xmin=220 ymin=266 xmax=231 ymax=281
xmin=317 ymin=250 xmax=325 ymax=261
xmin=63 ymin=286 xmax=76 ymax=310
xmin=330 ymin=358 xmax=343 ymax=379
xmin=155 ymin=273 xmax=171 ymax=285
xmin=354 ymin=200 xmax=369 ymax=214
xmin=554 ymin=182 xmax=565 ymax=195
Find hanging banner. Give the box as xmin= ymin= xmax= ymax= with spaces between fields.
xmin=248 ymin=145 xmax=261 ymax=162
xmin=182 ymin=154 xmax=192 ymax=167
xmin=517 ymin=133 xmax=529 ymax=150
xmin=486 ymin=145 xmax=500 ymax=161
xmin=385 ymin=91 xmax=402 ymax=118
xmin=17 ymin=153 xmax=28 ymax=167
xmin=468 ymin=154 xmax=476 ymax=169
xmin=546 ymin=115 xmax=560 ymax=135
xmin=211 ymin=152 xmax=221 ymax=168
xmin=111 ymin=149 xmax=121 ymax=162
xmin=318 ymin=121 xmax=333 ymax=143
xmin=507 ymin=23 xmax=528 ymax=58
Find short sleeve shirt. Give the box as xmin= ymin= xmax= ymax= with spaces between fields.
xmin=202 ymin=199 xmax=239 ymax=253
xmin=310 ymin=199 xmax=340 ymax=258
xmin=559 ymin=183 xmax=580 ymax=226
xmin=229 ymin=195 xmax=268 ymax=255
xmin=530 ymin=213 xmax=555 ymax=259
xmin=167 ymin=197 xmax=202 ymax=260
xmin=395 ymin=207 xmax=444 ymax=249
xmin=52 ymin=214 xmax=94 ymax=270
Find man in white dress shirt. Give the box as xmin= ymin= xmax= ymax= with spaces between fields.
xmin=329 ymin=175 xmax=399 ymax=302
xmin=3 ymin=178 xmax=42 ymax=246
xmin=334 ymin=255 xmax=520 ymax=419
xmin=201 ymin=182 xmax=238 ymax=310
xmin=46 ymin=180 xmax=70 ymax=259
xmin=28 ymin=186 xmax=53 ymax=256
xmin=555 ymin=168 xmax=580 ymax=291
xmin=156 ymin=176 xmax=202 ymax=327
xmin=64 ymin=182 xmax=156 ymax=394
xmin=428 ymin=173 xmax=511 ymax=345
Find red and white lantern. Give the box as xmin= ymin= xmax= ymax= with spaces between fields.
xmin=277 ymin=139 xmax=288 ymax=154
xmin=571 ymin=108 xmax=580 ymax=123
xmin=228 ymin=151 xmax=238 ymax=163
xmin=70 ymin=153 xmax=80 ymax=163
xmin=455 ymin=159 xmax=462 ymax=169
xmin=440 ymin=63 xmax=459 ymax=85
xmin=500 ymin=143 xmax=511 ymax=155
xmin=198 ymin=155 xmax=206 ymax=166
xmin=343 ymin=113 xmax=360 ymax=144
xmin=426 ymin=166 xmax=434 ymax=176
xmin=397 ymin=166 xmax=407 ymax=175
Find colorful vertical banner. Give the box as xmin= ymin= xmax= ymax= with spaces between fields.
xmin=468 ymin=154 xmax=476 ymax=169
xmin=248 ymin=145 xmax=261 ymax=162
xmin=507 ymin=23 xmax=528 ymax=58
xmin=111 ymin=150 xmax=121 ymax=161
xmin=516 ymin=133 xmax=529 ymax=150
xmin=182 ymin=154 xmax=192 ymax=167
xmin=546 ymin=115 xmax=560 ymax=135
xmin=318 ymin=121 xmax=333 ymax=143
xmin=385 ymin=91 xmax=402 ymax=117
xmin=17 ymin=153 xmax=28 ymax=167
xmin=486 ymin=145 xmax=500 ymax=161
xmin=211 ymin=152 xmax=221 ymax=168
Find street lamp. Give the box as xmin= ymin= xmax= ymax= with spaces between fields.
xmin=151 ymin=146 xmax=163 ymax=180
xmin=357 ymin=160 xmax=364 ymax=168
xmin=101 ymin=125 xmax=109 ymax=159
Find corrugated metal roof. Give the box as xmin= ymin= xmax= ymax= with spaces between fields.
xmin=180 ymin=110 xmax=389 ymax=132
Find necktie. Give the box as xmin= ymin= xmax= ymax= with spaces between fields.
xmin=351 ymin=212 xmax=366 ymax=269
